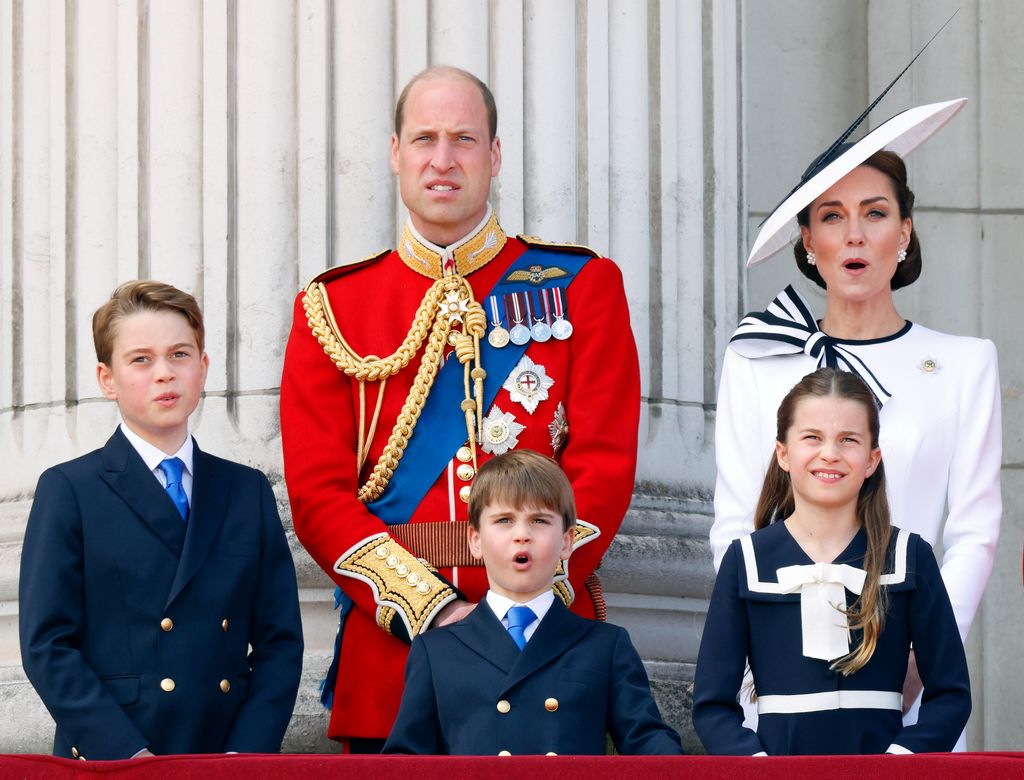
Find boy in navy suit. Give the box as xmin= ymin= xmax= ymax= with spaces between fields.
xmin=19 ymin=281 xmax=303 ymax=759
xmin=382 ymin=450 xmax=681 ymax=756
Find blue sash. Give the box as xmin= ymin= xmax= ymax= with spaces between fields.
xmin=366 ymin=246 xmax=590 ymax=523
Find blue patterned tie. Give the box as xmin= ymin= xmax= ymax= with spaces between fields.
xmin=506 ymin=605 xmax=537 ymax=651
xmin=158 ymin=457 xmax=189 ymax=522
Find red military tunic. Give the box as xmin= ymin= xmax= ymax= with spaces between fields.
xmin=280 ymin=210 xmax=640 ymax=741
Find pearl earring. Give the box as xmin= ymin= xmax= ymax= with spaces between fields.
xmin=897 ymin=248 xmax=907 ymax=263
xmin=806 ymin=251 xmax=817 ymax=266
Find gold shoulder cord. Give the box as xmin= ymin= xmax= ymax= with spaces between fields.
xmin=303 ymin=275 xmax=487 ymax=502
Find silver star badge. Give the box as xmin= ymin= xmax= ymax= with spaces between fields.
xmin=438 ymin=291 xmax=470 ymax=325
xmin=480 ymin=406 xmax=525 ymax=455
xmin=502 ymin=355 xmax=555 ymax=414
xmin=549 ymin=402 xmax=569 ymax=454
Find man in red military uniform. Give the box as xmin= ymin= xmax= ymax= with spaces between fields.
xmin=280 ymin=65 xmax=640 ymax=751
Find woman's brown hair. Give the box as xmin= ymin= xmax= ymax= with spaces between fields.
xmin=753 ymin=367 xmax=892 ymax=675
xmin=793 ymin=149 xmax=922 ymax=291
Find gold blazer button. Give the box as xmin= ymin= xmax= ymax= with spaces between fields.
xmin=160 ymin=678 xmax=175 ymax=692
xmin=496 ymin=699 xmax=511 ymax=714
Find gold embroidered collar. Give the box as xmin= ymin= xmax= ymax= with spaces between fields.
xmin=398 ymin=207 xmax=507 ymax=279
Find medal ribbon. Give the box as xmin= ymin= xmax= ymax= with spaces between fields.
xmin=552 ymin=287 xmax=567 ymax=319
xmin=510 ymin=292 xmax=524 ymax=325
xmin=488 ymin=295 xmax=504 ymax=327
xmin=539 ymin=289 xmax=552 ymax=325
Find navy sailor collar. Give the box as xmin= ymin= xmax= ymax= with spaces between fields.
xmin=736 ymin=522 xmax=915 ymax=600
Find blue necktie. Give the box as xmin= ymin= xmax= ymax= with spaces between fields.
xmin=158 ymin=457 xmax=189 ymax=522
xmin=506 ymin=605 xmax=537 ymax=651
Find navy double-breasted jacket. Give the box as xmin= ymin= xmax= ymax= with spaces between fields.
xmin=383 ymin=597 xmax=682 ymax=756
xmin=19 ymin=429 xmax=303 ymax=759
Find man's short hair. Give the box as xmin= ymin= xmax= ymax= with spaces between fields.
xmin=468 ymin=450 xmax=576 ymax=532
xmin=92 ymin=280 xmax=205 ymax=365
xmin=394 ymin=65 xmax=498 ymax=142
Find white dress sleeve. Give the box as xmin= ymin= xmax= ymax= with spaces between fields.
xmin=711 ymin=348 xmax=773 ymax=571
xmin=938 ymin=338 xmax=1002 ymax=639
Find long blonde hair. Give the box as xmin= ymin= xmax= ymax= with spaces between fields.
xmin=753 ymin=368 xmax=891 ymax=675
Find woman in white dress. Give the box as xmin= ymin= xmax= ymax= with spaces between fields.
xmin=710 ymin=98 xmax=1001 ymax=741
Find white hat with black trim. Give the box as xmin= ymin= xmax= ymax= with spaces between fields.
xmin=746 ymin=98 xmax=966 ymax=268
xmin=746 ymin=11 xmax=966 ymax=268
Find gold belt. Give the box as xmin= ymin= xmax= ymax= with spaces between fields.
xmin=386 ymin=521 xmax=481 ymax=568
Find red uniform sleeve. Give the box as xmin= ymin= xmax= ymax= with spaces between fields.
xmin=280 ymin=292 xmax=458 ymax=643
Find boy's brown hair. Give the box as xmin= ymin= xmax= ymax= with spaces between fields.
xmin=468 ymin=450 xmax=576 ymax=532
xmin=92 ymin=280 xmax=205 ymax=365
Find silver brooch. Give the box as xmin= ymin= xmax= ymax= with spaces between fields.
xmin=549 ymin=402 xmax=569 ymax=454
xmin=917 ymin=356 xmax=941 ymax=376
xmin=438 ymin=291 xmax=470 ymax=325
xmin=503 ymin=355 xmax=554 ymax=414
xmin=480 ymin=406 xmax=525 ymax=456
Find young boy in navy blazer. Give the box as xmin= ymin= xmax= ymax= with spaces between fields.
xmin=382 ymin=450 xmax=681 ymax=756
xmin=19 ymin=281 xmax=303 ymax=760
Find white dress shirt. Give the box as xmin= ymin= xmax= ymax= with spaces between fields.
xmin=119 ymin=423 xmax=195 ymax=504
xmin=485 ymin=590 xmax=555 ymax=645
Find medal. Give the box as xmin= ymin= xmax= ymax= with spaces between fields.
xmin=486 ymin=295 xmax=510 ymax=348
xmin=528 ymin=290 xmax=551 ymax=342
xmin=508 ymin=292 xmax=531 ymax=346
xmin=551 ymin=287 xmax=573 ymax=340
xmin=503 ymin=355 xmax=555 ymax=414
xmin=488 ymin=327 xmax=510 ymax=349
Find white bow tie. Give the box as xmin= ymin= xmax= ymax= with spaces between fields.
xmin=776 ymin=562 xmax=867 ymax=661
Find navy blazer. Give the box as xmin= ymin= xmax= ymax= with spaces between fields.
xmin=19 ymin=429 xmax=303 ymax=760
xmin=382 ymin=598 xmax=682 ymax=756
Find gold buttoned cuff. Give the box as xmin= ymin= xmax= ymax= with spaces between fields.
xmin=334 ymin=533 xmax=457 ymax=638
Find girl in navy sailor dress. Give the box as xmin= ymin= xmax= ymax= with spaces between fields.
xmin=693 ymin=368 xmax=970 ymax=755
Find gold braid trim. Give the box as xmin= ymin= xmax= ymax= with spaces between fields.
xmin=334 ymin=533 xmax=457 ymax=637
xmin=377 ymin=607 xmax=397 ymax=634
xmin=550 ymin=520 xmax=602 ymax=607
xmin=303 ymin=274 xmax=487 ymax=503
xmin=552 ymin=580 xmax=574 ymax=607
